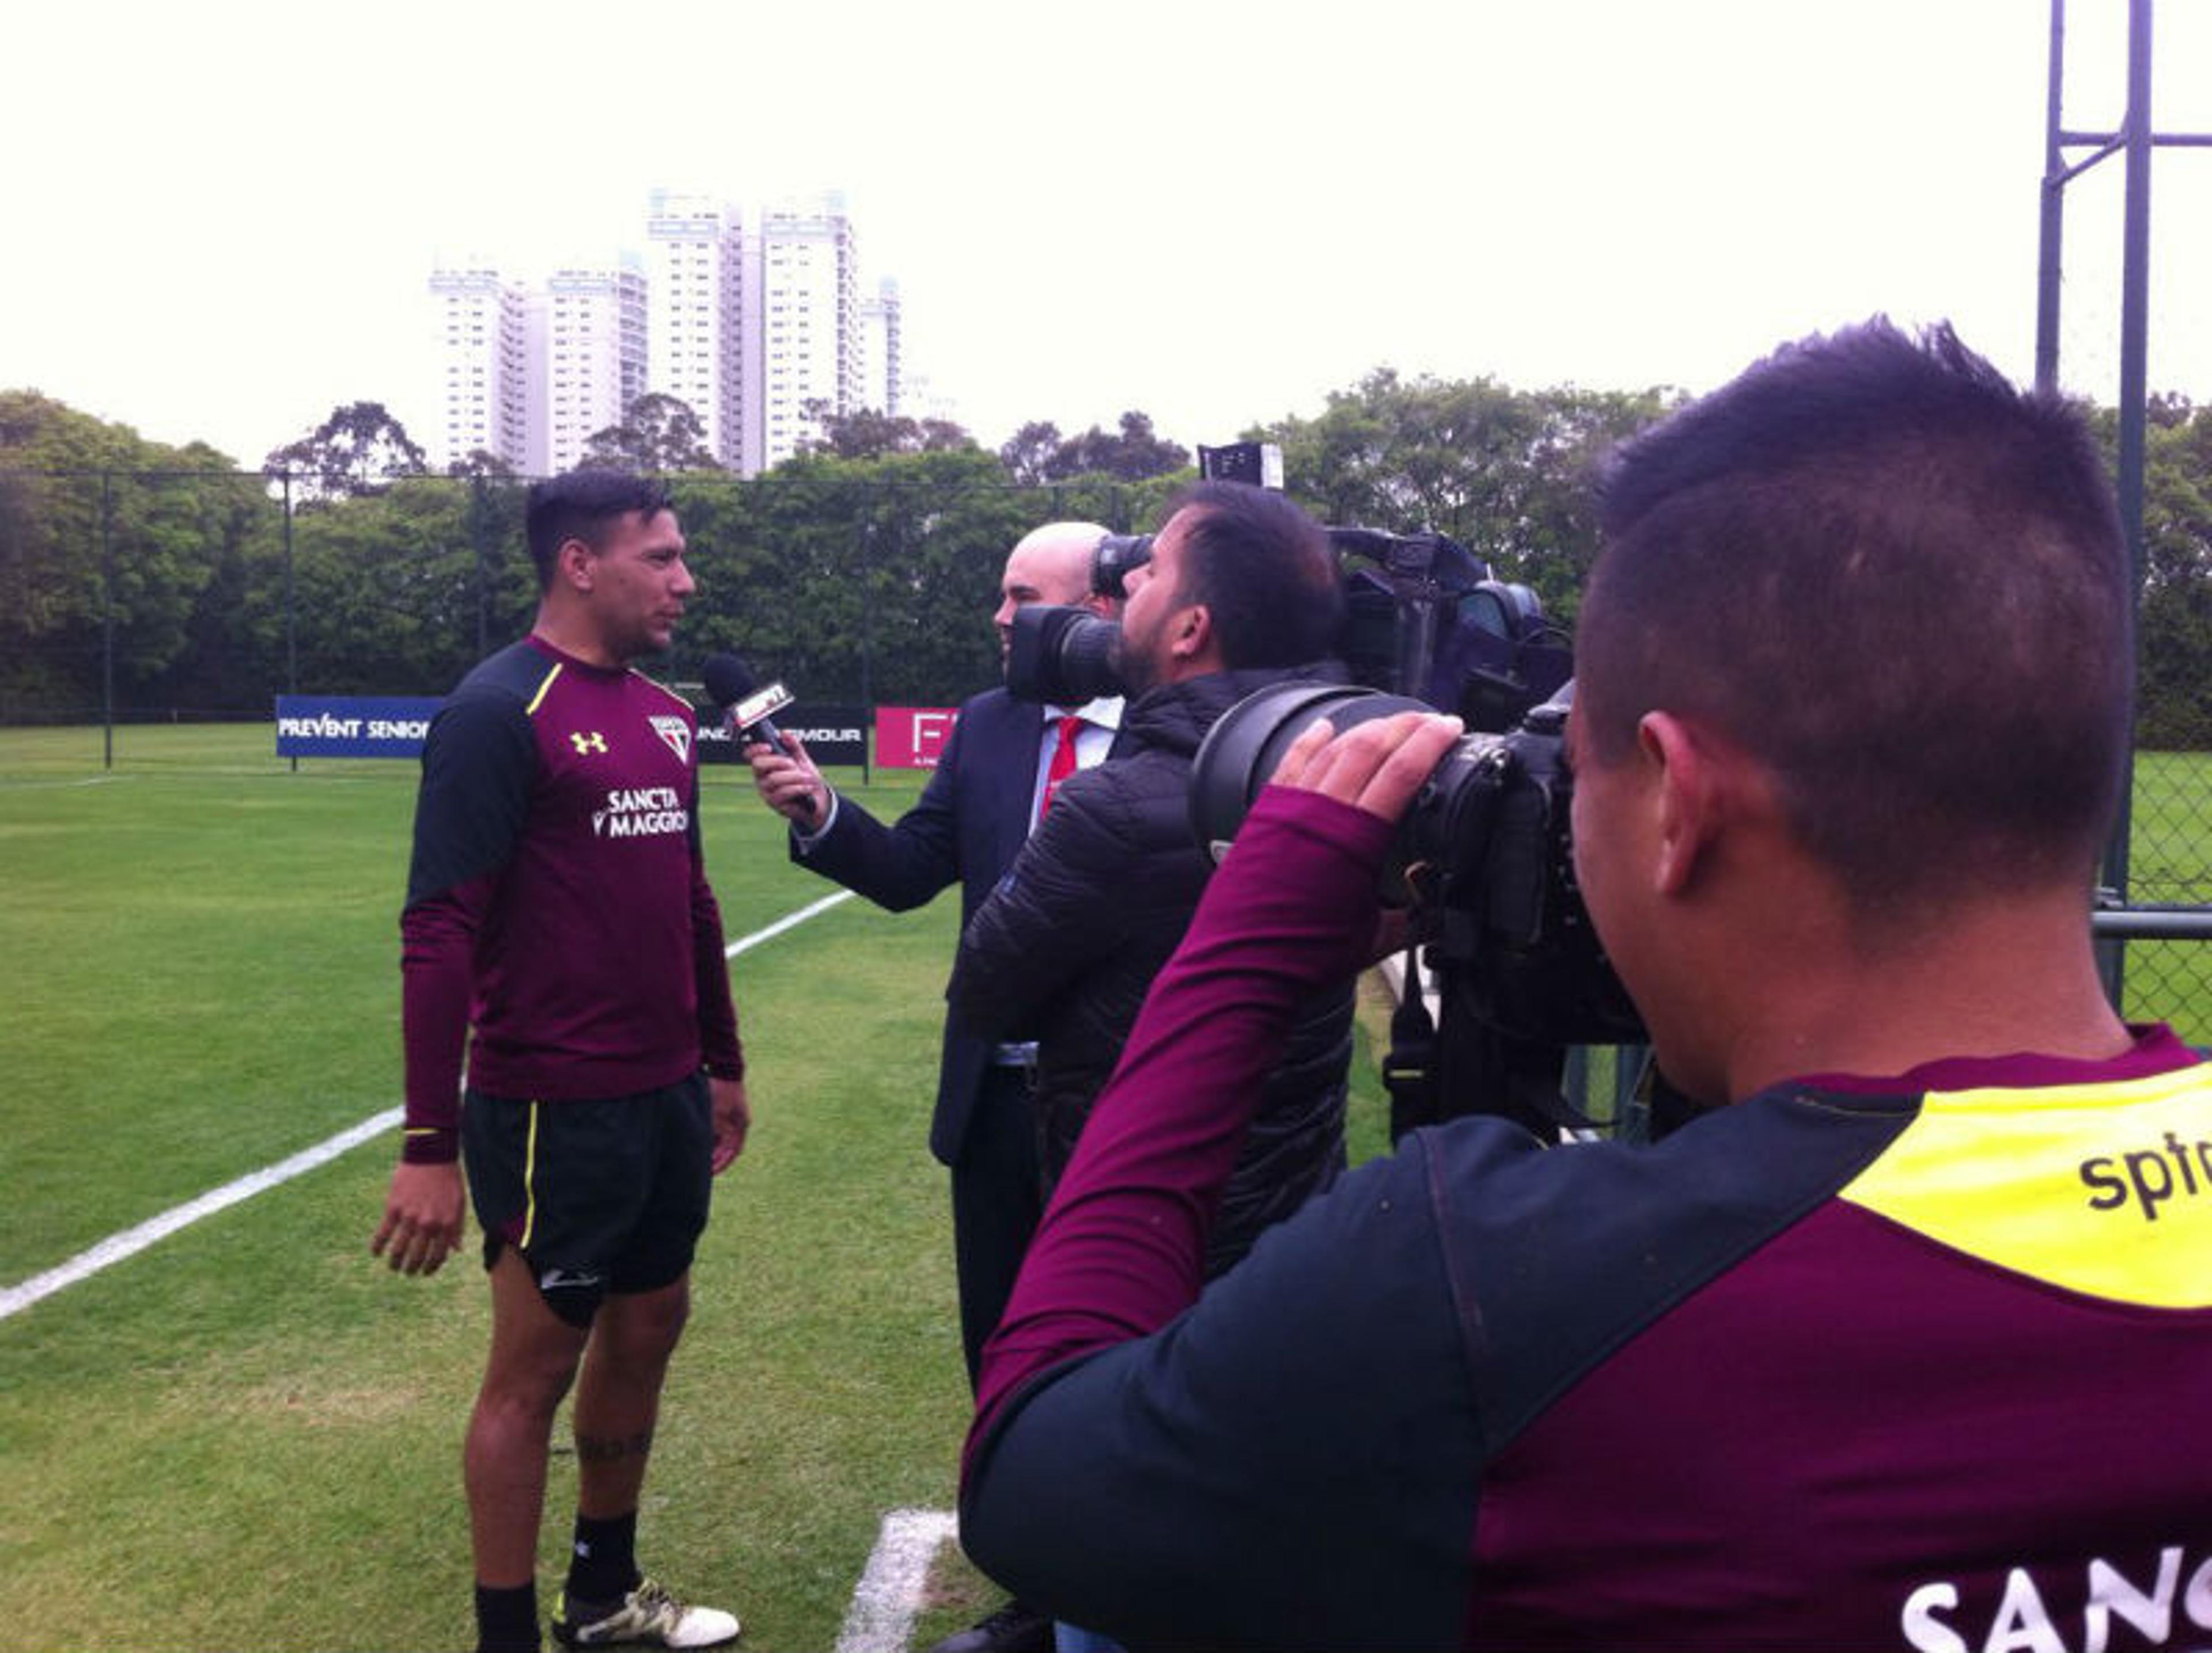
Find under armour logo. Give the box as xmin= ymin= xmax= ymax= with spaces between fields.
xmin=570 ymin=731 xmax=607 ymax=755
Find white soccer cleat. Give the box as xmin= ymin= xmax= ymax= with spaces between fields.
xmin=553 ymin=1578 xmax=741 ymax=1649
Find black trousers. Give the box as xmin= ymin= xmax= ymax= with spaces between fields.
xmin=949 ymin=1065 xmax=1046 ymax=1392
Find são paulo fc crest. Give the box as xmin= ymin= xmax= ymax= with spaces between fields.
xmin=649 ymin=715 xmax=692 ymax=764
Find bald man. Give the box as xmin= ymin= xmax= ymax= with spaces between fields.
xmin=746 ymin=522 xmax=1119 ymax=1653
xmin=756 ymin=524 xmax=1123 ymax=1363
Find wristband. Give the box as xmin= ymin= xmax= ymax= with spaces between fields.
xmin=400 ymin=1125 xmax=460 ymax=1166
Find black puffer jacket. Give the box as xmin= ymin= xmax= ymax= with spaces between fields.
xmin=948 ymin=663 xmax=1354 ymax=1277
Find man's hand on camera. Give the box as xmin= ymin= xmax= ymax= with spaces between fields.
xmin=1271 ymin=711 xmax=1464 ymax=826
xmin=746 ymin=731 xmax=827 ymax=830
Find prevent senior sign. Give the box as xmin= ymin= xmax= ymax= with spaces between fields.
xmin=277 ymin=695 xmax=889 ymax=765
xmin=275 ymin=696 xmax=444 ymax=759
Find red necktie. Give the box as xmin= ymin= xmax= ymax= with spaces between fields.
xmin=1040 ymin=713 xmax=1083 ymax=816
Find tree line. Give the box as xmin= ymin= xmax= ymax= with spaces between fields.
xmin=2 ymin=378 xmax=2207 ymax=747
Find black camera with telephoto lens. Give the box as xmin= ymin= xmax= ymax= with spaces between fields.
xmin=1189 ymin=525 xmax=1646 ymax=1139
xmin=1191 ymin=674 xmax=1643 ymax=1114
xmin=1003 ymin=478 xmax=1645 ymax=1139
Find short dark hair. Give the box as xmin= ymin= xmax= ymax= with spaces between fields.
xmin=1164 ymin=480 xmax=1344 ymax=670
xmin=524 ymin=469 xmax=675 ymax=589
xmin=1579 ymin=318 xmax=2130 ymax=915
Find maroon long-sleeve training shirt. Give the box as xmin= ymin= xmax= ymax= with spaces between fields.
xmin=962 ymin=783 xmax=2212 ymax=1650
xmin=399 ymin=635 xmax=742 ymax=1163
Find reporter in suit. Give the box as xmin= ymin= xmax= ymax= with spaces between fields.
xmin=745 ymin=521 xmax=1120 ymax=1381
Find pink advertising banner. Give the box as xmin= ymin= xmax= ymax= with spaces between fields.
xmin=875 ymin=706 xmax=961 ymax=769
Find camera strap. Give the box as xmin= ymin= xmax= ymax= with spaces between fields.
xmin=1382 ymin=946 xmax=1442 ymax=1143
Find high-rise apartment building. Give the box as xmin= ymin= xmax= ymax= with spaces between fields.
xmin=742 ymin=194 xmax=861 ymax=473
xmin=857 ymin=278 xmax=903 ymax=426
xmin=425 ymin=255 xmax=646 ymax=476
xmin=427 ymin=264 xmax=529 ymax=471
xmin=427 ymin=191 xmax=904 ymax=477
xmin=542 ymin=257 xmax=649 ymax=476
xmin=644 ymin=191 xmax=745 ymax=469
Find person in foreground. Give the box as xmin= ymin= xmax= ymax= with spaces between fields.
xmin=957 ymin=321 xmax=2212 ymax=1650
xmin=373 ymin=469 xmax=749 ymax=1653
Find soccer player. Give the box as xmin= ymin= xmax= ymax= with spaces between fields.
xmin=374 ymin=469 xmax=748 ymax=1653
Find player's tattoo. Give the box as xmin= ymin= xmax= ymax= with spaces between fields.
xmin=574 ymin=1428 xmax=654 ymax=1463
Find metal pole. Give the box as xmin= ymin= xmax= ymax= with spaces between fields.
xmin=2115 ymin=0 xmax=2154 ymax=599
xmin=2095 ymin=907 xmax=2212 ymax=942
xmin=861 ymin=515 xmax=885 ymax=788
xmin=283 ymin=471 xmax=298 ymax=774
xmin=282 ymin=471 xmax=297 ymax=696
xmin=100 ymin=471 xmax=115 ymax=771
xmin=2034 ymin=0 xmax=2068 ymax=393
xmin=2096 ymin=0 xmax=2154 ymax=1009
xmin=474 ymin=473 xmax=491 ymax=657
xmin=2114 ymin=0 xmax=2154 ymax=603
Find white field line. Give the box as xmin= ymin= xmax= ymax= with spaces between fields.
xmin=725 ymin=889 xmax=853 ymax=957
xmin=835 ymin=1508 xmax=960 ymax=1653
xmin=0 ymin=890 xmax=858 ymax=1324
xmin=0 ymin=1108 xmax=404 ymax=1322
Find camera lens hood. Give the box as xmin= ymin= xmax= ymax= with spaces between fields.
xmin=1189 ymin=682 xmax=1430 ymax=858
xmin=1007 ymin=604 xmax=1127 ymax=704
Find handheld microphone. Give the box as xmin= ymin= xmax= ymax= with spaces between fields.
xmin=704 ymin=653 xmax=819 ymax=827
xmin=702 ymin=653 xmax=796 ymax=750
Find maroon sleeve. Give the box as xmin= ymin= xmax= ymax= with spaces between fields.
xmin=397 ymin=684 xmax=535 ymax=1162
xmin=398 ymin=875 xmax=495 ymax=1163
xmin=966 ymin=785 xmax=1393 ymax=1463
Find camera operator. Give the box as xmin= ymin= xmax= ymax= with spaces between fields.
xmin=948 ymin=480 xmax=1353 ymax=1283
xmin=745 ymin=520 xmax=1118 ymax=1653
xmin=957 ymin=322 xmax=2212 ymax=1650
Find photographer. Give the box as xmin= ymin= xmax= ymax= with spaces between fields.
xmin=958 ymin=322 xmax=2212 ymax=1650
xmin=948 ymin=481 xmax=1353 ymax=1282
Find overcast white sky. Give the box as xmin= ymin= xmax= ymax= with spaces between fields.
xmin=6 ymin=0 xmax=2209 ymax=466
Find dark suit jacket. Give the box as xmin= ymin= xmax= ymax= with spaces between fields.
xmin=792 ymin=687 xmax=1044 ymax=1166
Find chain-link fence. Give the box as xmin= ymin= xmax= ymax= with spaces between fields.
xmin=3 ymin=462 xmax=2207 ymax=1040
xmin=2108 ymin=748 xmax=2212 ymax=1041
xmin=0 ymin=464 xmax=1180 ymax=725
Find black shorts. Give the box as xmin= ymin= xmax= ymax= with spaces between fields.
xmin=462 ymin=1072 xmax=714 ymax=1327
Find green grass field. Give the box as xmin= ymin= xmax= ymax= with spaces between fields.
xmin=0 ymin=727 xmax=991 ymax=1650
xmin=2 ymin=725 xmax=2206 ymax=1651
xmin=0 ymin=723 xmax=1399 ymax=1652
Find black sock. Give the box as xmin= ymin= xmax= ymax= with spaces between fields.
xmin=566 ymin=1509 xmax=641 ymax=1605
xmin=474 ymin=1581 xmax=539 ymax=1653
